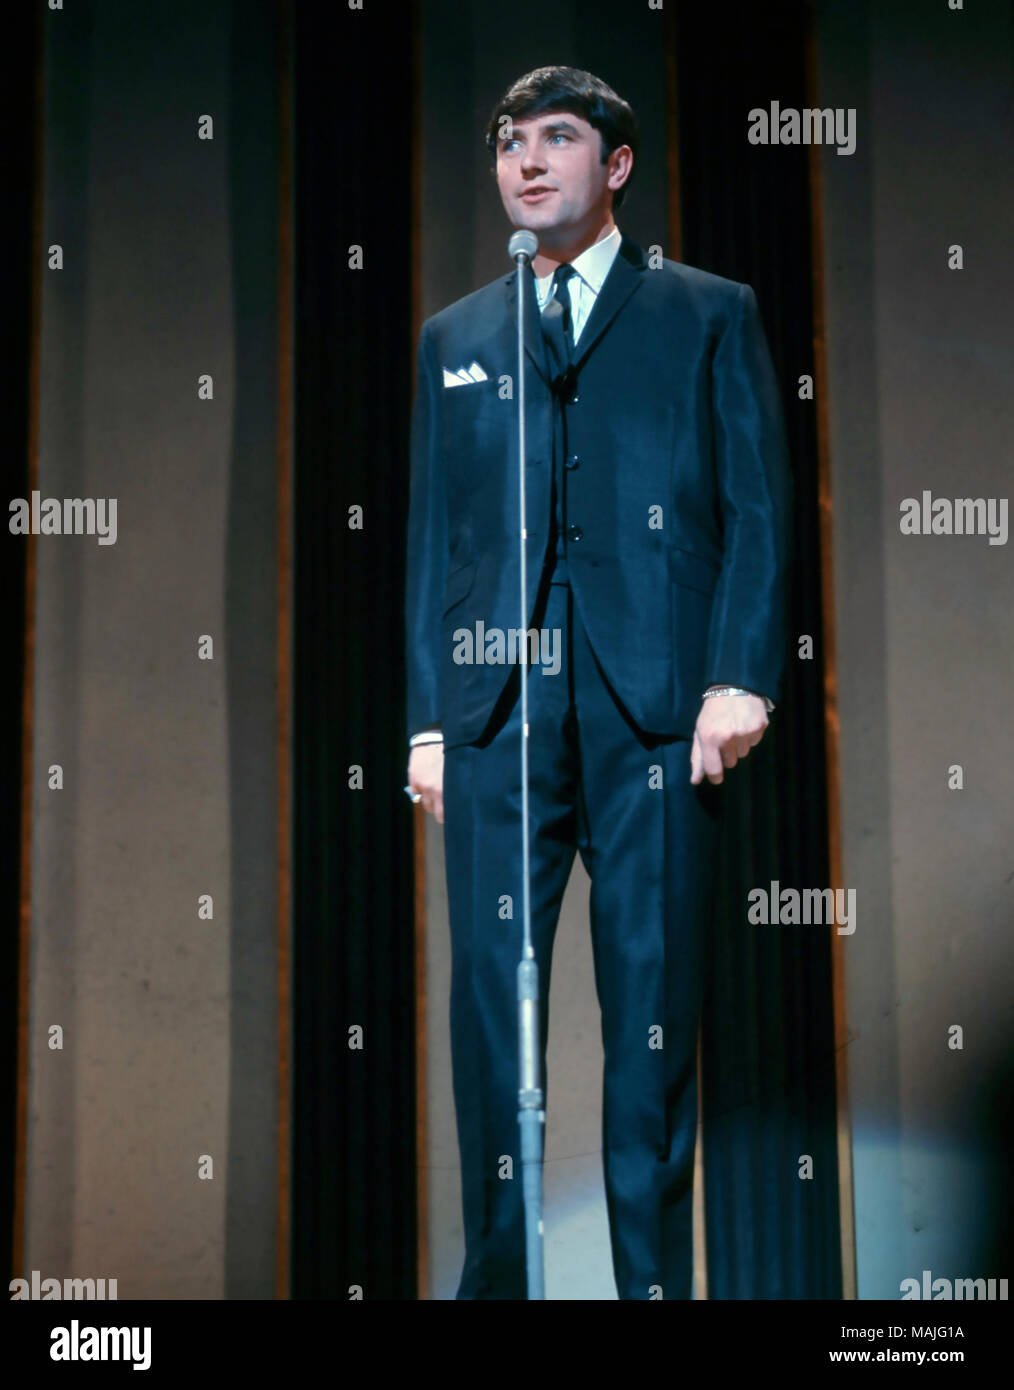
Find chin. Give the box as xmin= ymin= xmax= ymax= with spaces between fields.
xmin=515 ymin=208 xmax=561 ymax=234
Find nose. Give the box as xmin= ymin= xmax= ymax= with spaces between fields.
xmin=520 ymin=143 xmax=546 ymax=177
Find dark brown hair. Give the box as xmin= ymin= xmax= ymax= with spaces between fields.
xmin=484 ymin=66 xmax=638 ymax=210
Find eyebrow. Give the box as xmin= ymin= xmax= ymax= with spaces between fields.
xmin=498 ymin=119 xmax=581 ymax=146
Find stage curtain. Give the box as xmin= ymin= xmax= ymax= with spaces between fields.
xmin=1 ymin=0 xmax=41 ymax=1288
xmin=291 ymin=0 xmax=418 ymax=1299
xmin=673 ymin=0 xmax=844 ymax=1298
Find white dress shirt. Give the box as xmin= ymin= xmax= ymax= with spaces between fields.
xmin=533 ymin=224 xmax=622 ymax=344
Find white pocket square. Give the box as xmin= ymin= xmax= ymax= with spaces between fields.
xmin=443 ymin=361 xmax=488 ymax=388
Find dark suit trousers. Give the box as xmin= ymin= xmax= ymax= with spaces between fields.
xmin=442 ymin=568 xmax=724 ymax=1300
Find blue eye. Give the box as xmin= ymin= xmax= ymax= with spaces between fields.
xmin=500 ymin=131 xmax=570 ymax=155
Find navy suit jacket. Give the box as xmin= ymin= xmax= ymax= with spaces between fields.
xmin=405 ymin=232 xmax=793 ymax=749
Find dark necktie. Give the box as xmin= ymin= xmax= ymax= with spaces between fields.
xmin=540 ymin=263 xmax=577 ymax=383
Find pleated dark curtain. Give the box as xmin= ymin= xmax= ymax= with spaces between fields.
xmin=291 ymin=1 xmax=418 ymax=1298
xmin=673 ymin=0 xmax=843 ymax=1297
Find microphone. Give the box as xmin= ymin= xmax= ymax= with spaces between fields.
xmin=508 ymin=229 xmax=538 ymax=264
xmin=506 ymin=220 xmax=547 ymax=1298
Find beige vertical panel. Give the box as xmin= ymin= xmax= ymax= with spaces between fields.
xmin=23 ymin=0 xmax=278 ymax=1299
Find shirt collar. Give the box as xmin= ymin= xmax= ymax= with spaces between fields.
xmin=534 ymin=224 xmax=622 ymax=299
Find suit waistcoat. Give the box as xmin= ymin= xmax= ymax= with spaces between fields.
xmin=548 ymin=387 xmax=568 ymax=582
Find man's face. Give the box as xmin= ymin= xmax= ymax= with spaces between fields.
xmin=495 ymin=111 xmax=626 ymax=248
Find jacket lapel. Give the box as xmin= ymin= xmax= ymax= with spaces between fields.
xmin=571 ymin=232 xmax=647 ymax=371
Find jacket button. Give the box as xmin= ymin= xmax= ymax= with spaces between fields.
xmin=567 ymin=524 xmax=583 ymax=542
xmin=569 ymin=393 xmax=579 ymax=405
xmin=565 ymin=454 xmax=579 ymax=470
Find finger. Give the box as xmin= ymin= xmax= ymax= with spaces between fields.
xmin=690 ymin=730 xmax=702 ymax=784
xmin=702 ymin=739 xmax=724 ymax=785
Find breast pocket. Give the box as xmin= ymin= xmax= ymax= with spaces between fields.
xmin=441 ymin=383 xmax=506 ymax=502
xmin=441 ymin=379 xmax=500 ymax=434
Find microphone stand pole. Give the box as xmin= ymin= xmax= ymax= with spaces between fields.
xmin=508 ymin=230 xmax=545 ymax=1301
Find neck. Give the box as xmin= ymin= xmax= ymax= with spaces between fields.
xmin=530 ymin=215 xmax=616 ymax=277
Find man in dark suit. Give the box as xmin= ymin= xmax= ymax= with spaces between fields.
xmin=405 ymin=66 xmax=792 ymax=1300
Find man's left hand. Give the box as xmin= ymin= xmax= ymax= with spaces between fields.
xmin=690 ymin=693 xmax=768 ymax=786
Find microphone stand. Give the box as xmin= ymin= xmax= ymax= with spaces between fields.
xmin=507 ymin=229 xmax=545 ymax=1301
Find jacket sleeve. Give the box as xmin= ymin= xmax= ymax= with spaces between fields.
xmin=404 ymin=319 xmax=448 ymax=742
xmin=703 ymin=281 xmax=794 ymax=705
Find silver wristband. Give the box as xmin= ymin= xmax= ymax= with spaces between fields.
xmin=409 ymin=730 xmax=444 ymax=748
xmin=702 ymin=686 xmax=775 ymax=713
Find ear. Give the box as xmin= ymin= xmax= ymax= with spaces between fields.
xmin=607 ymin=144 xmax=634 ymax=193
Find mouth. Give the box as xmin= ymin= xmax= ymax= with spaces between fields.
xmin=519 ymin=187 xmax=555 ymax=203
